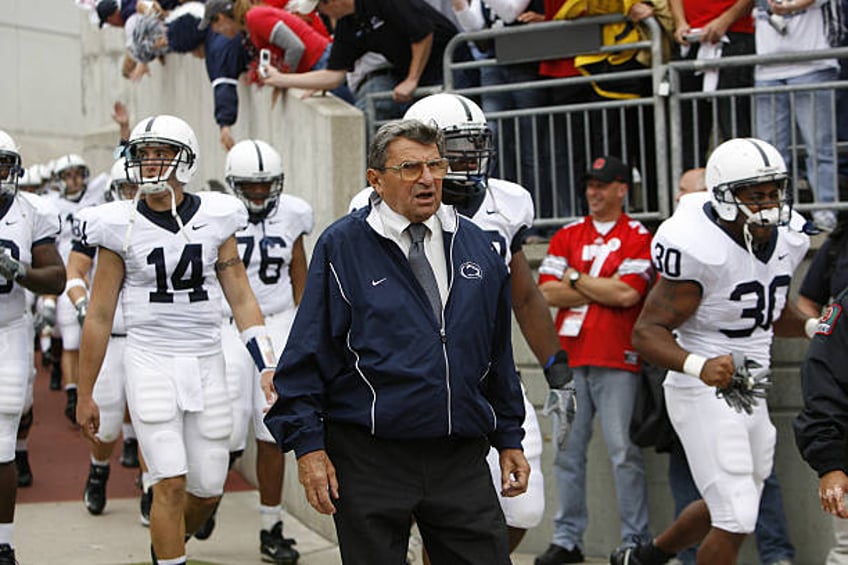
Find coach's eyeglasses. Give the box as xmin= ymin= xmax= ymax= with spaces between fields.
xmin=379 ymin=158 xmax=449 ymax=182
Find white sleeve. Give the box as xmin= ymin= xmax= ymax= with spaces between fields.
xmin=485 ymin=0 xmax=533 ymax=24
xmin=453 ymin=0 xmax=486 ymax=31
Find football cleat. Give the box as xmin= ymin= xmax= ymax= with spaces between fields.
xmin=260 ymin=521 xmax=299 ymax=564
xmin=14 ymin=451 xmax=32 ymax=488
xmin=83 ymin=463 xmax=110 ymax=515
xmin=140 ymin=486 xmax=152 ymax=527
xmin=0 ymin=543 xmax=16 ymax=565
xmin=64 ymin=388 xmax=78 ymax=425
xmin=120 ymin=438 xmax=140 ymax=468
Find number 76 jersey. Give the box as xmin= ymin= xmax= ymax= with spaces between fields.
xmin=654 ymin=198 xmax=809 ymax=388
xmin=79 ymin=191 xmax=248 ymax=355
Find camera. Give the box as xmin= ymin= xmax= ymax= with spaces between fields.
xmin=682 ymin=27 xmax=702 ymax=42
xmin=259 ymin=48 xmax=271 ymax=78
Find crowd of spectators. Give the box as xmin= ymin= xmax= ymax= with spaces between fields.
xmin=83 ymin=0 xmax=847 ymax=233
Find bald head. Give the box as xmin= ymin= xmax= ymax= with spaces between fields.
xmin=676 ymin=167 xmax=706 ymax=204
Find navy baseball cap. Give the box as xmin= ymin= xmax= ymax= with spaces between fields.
xmin=585 ymin=155 xmax=631 ymax=185
xmin=96 ymin=0 xmax=118 ymax=28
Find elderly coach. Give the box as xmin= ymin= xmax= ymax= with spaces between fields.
xmin=264 ymin=119 xmax=529 ymax=564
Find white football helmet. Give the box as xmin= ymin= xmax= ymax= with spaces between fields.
xmin=0 ymin=130 xmax=22 ymax=197
xmin=54 ymin=153 xmax=90 ymax=201
xmin=109 ymin=157 xmax=137 ymax=201
xmin=403 ymin=93 xmax=494 ymax=203
xmin=225 ymin=139 xmax=284 ymax=216
xmin=19 ymin=166 xmax=43 ymax=194
xmin=125 ymin=115 xmax=199 ymax=194
xmin=706 ymin=137 xmax=790 ymax=227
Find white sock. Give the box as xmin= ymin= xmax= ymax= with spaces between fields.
xmin=156 ymin=556 xmax=186 ymax=565
xmin=0 ymin=523 xmax=13 ymax=546
xmin=259 ymin=504 xmax=282 ymax=532
xmin=122 ymin=423 xmax=136 ymax=440
xmin=141 ymin=472 xmax=152 ymax=492
xmin=65 ymin=384 xmax=77 ymax=391
xmin=15 ymin=440 xmax=26 ymax=452
xmin=90 ymin=457 xmax=109 ymax=467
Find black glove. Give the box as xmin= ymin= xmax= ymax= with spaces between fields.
xmin=74 ymin=296 xmax=89 ymax=326
xmin=0 ymin=251 xmax=25 ymax=282
xmin=544 ymin=350 xmax=573 ymax=389
xmin=715 ymin=352 xmax=772 ymax=415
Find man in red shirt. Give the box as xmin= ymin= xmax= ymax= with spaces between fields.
xmin=670 ymin=0 xmax=755 ymax=169
xmin=536 ymin=156 xmax=654 ymax=564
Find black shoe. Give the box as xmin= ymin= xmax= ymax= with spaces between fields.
xmin=535 ymin=543 xmax=584 ymax=565
xmin=260 ymin=521 xmax=299 ymax=564
xmin=193 ymin=504 xmax=218 ymax=541
xmin=0 ymin=543 xmax=16 ymax=565
xmin=64 ymin=388 xmax=78 ymax=425
xmin=49 ymin=364 xmax=61 ymax=390
xmin=120 ymin=438 xmax=139 ymax=468
xmin=140 ymin=487 xmax=152 ymax=526
xmin=83 ymin=463 xmax=110 ymax=515
xmin=610 ymin=543 xmax=671 ymax=565
xmin=14 ymin=451 xmax=32 ymax=488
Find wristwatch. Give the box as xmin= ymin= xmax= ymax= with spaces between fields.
xmin=568 ymin=271 xmax=581 ymax=289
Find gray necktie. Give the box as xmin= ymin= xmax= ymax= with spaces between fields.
xmin=407 ymin=223 xmax=442 ymax=322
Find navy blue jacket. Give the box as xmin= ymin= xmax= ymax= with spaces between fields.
xmin=265 ymin=205 xmax=525 ymax=457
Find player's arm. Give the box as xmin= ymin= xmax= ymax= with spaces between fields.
xmin=16 ymin=241 xmax=65 ymax=295
xmin=217 ymin=236 xmax=278 ymax=402
xmin=290 ymin=234 xmax=308 ymax=306
xmin=77 ymin=247 xmax=123 ymax=442
xmin=632 ymin=277 xmax=734 ymax=388
xmin=773 ymin=298 xmax=820 ymax=339
xmin=66 ymin=250 xmax=94 ymax=324
xmin=510 ymin=250 xmax=561 ymax=365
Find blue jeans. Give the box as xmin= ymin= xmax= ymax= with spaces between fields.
xmin=668 ymin=442 xmax=795 ymax=564
xmin=755 ymin=67 xmax=839 ymax=204
xmin=551 ymin=366 xmax=651 ymax=551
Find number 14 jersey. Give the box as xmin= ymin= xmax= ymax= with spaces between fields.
xmin=79 ymin=191 xmax=247 ymax=355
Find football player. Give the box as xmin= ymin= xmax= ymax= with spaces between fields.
xmin=0 ymin=130 xmax=65 ymax=565
xmin=69 ymin=158 xmax=140 ymax=517
xmin=75 ymin=115 xmax=276 ymax=565
xmin=350 ymin=93 xmax=573 ymax=554
xmin=222 ymin=139 xmax=311 ymax=564
xmin=611 ymin=138 xmax=818 ymax=563
xmin=49 ymin=153 xmax=108 ymax=424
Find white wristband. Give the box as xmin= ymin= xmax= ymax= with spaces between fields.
xmin=804 ymin=317 xmax=819 ymax=339
xmin=66 ymin=278 xmax=87 ymax=292
xmin=682 ymin=353 xmax=707 ymax=379
xmin=43 ymin=297 xmax=56 ymax=308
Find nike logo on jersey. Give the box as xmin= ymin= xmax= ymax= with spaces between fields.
xmin=371 ymin=278 xmax=387 ymax=286
xmin=4 ymin=220 xmax=17 ymax=226
xmin=192 ymin=223 xmax=208 ymax=231
xmin=485 ymin=209 xmax=498 ymax=215
xmin=778 ymin=253 xmax=789 ymax=260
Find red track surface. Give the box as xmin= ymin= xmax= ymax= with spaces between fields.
xmin=17 ymin=354 xmax=252 ymax=505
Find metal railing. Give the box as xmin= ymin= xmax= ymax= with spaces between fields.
xmin=361 ymin=16 xmax=848 ymax=228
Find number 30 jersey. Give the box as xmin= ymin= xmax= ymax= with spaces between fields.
xmin=79 ymin=191 xmax=247 ymax=355
xmin=655 ymin=197 xmax=809 ymax=388
xmin=228 ymin=194 xmax=314 ymax=318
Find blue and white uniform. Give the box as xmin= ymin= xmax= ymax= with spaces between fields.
xmin=80 ymin=191 xmax=247 ymax=496
xmin=0 ymin=192 xmax=60 ymax=462
xmin=223 ymin=195 xmax=314 ymax=450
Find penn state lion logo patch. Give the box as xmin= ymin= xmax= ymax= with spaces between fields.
xmin=815 ymin=303 xmax=842 ymax=336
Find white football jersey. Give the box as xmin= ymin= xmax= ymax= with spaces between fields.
xmin=54 ymin=173 xmax=108 ymax=263
xmin=224 ymin=195 xmax=314 ymax=318
xmin=656 ymin=200 xmax=810 ymax=388
xmin=80 ymin=191 xmax=247 ymax=355
xmin=349 ymin=178 xmax=534 ymax=267
xmin=0 ymin=193 xmax=62 ymax=326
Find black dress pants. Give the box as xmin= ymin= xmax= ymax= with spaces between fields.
xmin=325 ymin=422 xmax=511 ymax=565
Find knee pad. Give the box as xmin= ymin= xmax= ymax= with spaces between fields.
xmin=144 ymin=429 xmax=186 ymax=482
xmin=187 ymin=446 xmax=229 ymax=498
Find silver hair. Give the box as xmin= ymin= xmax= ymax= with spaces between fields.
xmin=367 ymin=119 xmax=445 ymax=170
